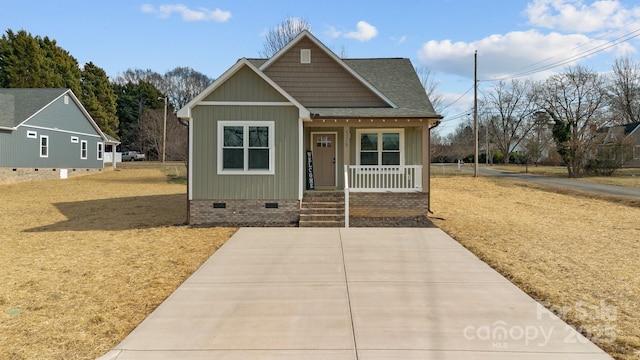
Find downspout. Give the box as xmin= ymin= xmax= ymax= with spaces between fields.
xmin=178 ymin=117 xmax=191 ymax=225
xmin=427 ymin=120 xmax=441 ymax=214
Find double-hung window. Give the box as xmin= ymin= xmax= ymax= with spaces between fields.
xmin=81 ymin=140 xmax=88 ymax=159
xmin=356 ymin=129 xmax=404 ymax=166
xmin=40 ymin=135 xmax=49 ymax=158
xmin=97 ymin=142 xmax=104 ymax=160
xmin=218 ymin=121 xmax=274 ymax=174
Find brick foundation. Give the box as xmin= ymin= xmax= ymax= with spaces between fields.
xmin=0 ymin=167 xmax=107 ymax=184
xmin=349 ymin=192 xmax=429 ymax=217
xmin=190 ymin=199 xmax=300 ymax=227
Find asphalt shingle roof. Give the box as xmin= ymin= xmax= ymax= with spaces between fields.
xmin=247 ymin=57 xmax=441 ymax=119
xmin=0 ymin=88 xmax=68 ymax=128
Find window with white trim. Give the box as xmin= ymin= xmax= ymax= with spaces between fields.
xmin=27 ymin=130 xmax=37 ymax=139
xmin=71 ymin=136 xmax=79 ymax=143
xmin=97 ymin=142 xmax=103 ymax=160
xmin=218 ymin=121 xmax=274 ymax=174
xmin=40 ymin=135 xmax=49 ymax=158
xmin=81 ymin=140 xmax=88 ymax=159
xmin=356 ymin=129 xmax=404 ymax=166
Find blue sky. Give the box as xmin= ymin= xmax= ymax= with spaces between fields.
xmin=3 ymin=0 xmax=640 ymax=133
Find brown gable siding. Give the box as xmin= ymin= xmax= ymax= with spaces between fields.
xmin=263 ymin=38 xmax=389 ymax=108
xmin=205 ymin=66 xmax=289 ymax=102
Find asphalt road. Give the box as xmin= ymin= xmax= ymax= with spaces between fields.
xmin=435 ymin=164 xmax=640 ymax=199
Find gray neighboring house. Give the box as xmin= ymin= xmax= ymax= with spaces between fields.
xmin=178 ymin=31 xmax=442 ymax=227
xmin=0 ymin=88 xmax=119 ymax=175
xmin=599 ymin=122 xmax=640 ymax=167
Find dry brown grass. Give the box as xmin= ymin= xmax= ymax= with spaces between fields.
xmin=492 ymin=165 xmax=640 ymax=188
xmin=0 ymin=166 xmax=236 ymax=360
xmin=429 ymin=175 xmax=640 ymax=359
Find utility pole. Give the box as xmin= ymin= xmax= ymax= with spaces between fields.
xmin=158 ymin=96 xmax=168 ymax=162
xmin=473 ymin=50 xmax=479 ymax=177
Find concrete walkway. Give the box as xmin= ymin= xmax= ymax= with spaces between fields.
xmin=98 ymin=228 xmax=612 ymax=359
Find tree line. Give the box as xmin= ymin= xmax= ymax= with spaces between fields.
xmin=0 ymin=29 xmax=213 ymax=161
xmin=432 ymin=57 xmax=640 ymax=177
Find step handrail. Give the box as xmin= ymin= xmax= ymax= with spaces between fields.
xmin=344 ymin=165 xmax=349 ymax=228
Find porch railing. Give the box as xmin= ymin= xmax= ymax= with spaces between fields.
xmin=348 ymin=165 xmax=422 ymax=192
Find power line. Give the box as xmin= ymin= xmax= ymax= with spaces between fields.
xmin=484 ymin=24 xmax=640 ymax=82
xmin=440 ymin=85 xmax=474 ymax=110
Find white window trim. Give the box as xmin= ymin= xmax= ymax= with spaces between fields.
xmin=97 ymin=142 xmax=104 ymax=161
xmin=40 ymin=135 xmax=49 ymax=158
xmin=355 ymin=128 xmax=405 ymax=166
xmin=71 ymin=136 xmax=79 ymax=143
xmin=27 ymin=130 xmax=37 ymax=139
xmin=217 ymin=121 xmax=275 ymax=175
xmin=80 ymin=140 xmax=88 ymax=160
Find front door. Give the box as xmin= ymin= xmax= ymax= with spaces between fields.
xmin=313 ymin=133 xmax=336 ymax=188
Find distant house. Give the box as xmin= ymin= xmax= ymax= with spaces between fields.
xmin=0 ymin=88 xmax=119 ymax=180
xmin=178 ymin=31 xmax=442 ymax=226
xmin=598 ymin=122 xmax=640 ymax=167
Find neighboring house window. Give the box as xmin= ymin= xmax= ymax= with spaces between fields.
xmin=27 ymin=130 xmax=37 ymax=139
xmin=81 ymin=140 xmax=88 ymax=159
xmin=356 ymin=129 xmax=404 ymax=166
xmin=218 ymin=121 xmax=274 ymax=174
xmin=71 ymin=136 xmax=79 ymax=143
xmin=97 ymin=142 xmax=103 ymax=160
xmin=40 ymin=135 xmax=49 ymax=158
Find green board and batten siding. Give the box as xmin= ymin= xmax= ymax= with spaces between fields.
xmin=190 ymin=65 xmax=301 ymax=201
xmin=191 ymin=105 xmax=300 ymax=200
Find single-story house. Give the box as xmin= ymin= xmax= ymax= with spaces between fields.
xmin=177 ymin=31 xmax=442 ymax=226
xmin=0 ymin=88 xmax=119 ymax=180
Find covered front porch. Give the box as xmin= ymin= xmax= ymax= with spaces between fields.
xmin=303 ymin=117 xmax=435 ymax=193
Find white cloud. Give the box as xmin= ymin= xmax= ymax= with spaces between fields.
xmin=417 ymin=30 xmax=612 ymax=80
xmin=344 ymin=21 xmax=378 ymax=42
xmin=141 ymin=4 xmax=231 ymax=22
xmin=524 ymin=0 xmax=639 ymax=33
xmin=392 ymin=35 xmax=408 ymax=44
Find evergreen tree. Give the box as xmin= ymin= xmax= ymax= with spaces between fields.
xmin=113 ymin=81 xmax=164 ymax=150
xmin=81 ymin=62 xmax=118 ymax=137
xmin=0 ymin=29 xmax=81 ymax=93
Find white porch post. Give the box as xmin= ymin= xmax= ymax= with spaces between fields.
xmin=342 ymin=125 xmax=351 ymax=169
xmin=421 ymin=124 xmax=429 ymax=193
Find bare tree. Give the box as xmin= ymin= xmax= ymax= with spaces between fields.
xmin=164 ymin=67 xmax=212 ymax=109
xmin=482 ymin=79 xmax=539 ymax=164
xmin=138 ymin=109 xmax=188 ymax=162
xmin=259 ymin=17 xmax=311 ymax=58
xmin=536 ymin=65 xmax=608 ymax=177
xmin=608 ymin=54 xmax=640 ymax=125
xmin=113 ymin=67 xmax=212 ymax=110
xmin=416 ymin=66 xmax=444 ymax=113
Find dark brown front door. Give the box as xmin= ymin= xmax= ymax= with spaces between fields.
xmin=313 ymin=133 xmax=336 ymax=188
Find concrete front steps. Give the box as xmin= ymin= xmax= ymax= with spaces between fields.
xmin=299 ymin=191 xmax=345 ymax=227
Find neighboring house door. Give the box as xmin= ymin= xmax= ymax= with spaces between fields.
xmin=312 ymin=133 xmax=336 ymax=188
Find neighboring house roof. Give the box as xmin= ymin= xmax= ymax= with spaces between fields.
xmin=0 ymin=88 xmax=115 ymax=144
xmin=603 ymin=122 xmax=640 ymax=143
xmin=181 ymin=31 xmax=442 ymax=122
xmin=0 ymin=88 xmax=68 ymax=129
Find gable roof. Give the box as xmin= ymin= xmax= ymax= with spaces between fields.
xmin=259 ymin=30 xmax=397 ymax=109
xmin=181 ymin=31 xmax=442 ymax=122
xmin=177 ymin=58 xmax=310 ymax=120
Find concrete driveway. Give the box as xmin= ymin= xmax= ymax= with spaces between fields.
xmin=98 ymin=228 xmax=612 ymax=359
